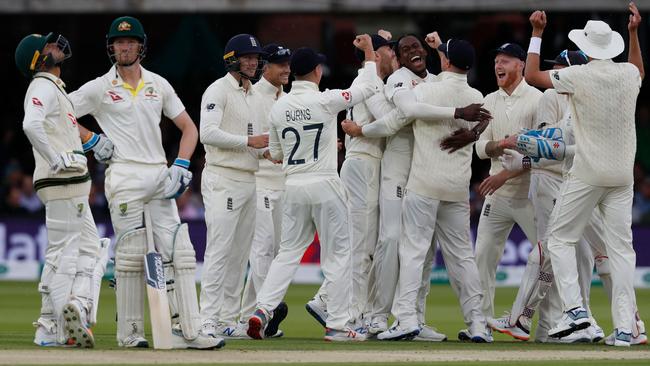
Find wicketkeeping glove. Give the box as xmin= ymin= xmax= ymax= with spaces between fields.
xmin=51 ymin=151 xmax=87 ymax=174
xmin=163 ymin=158 xmax=193 ymax=199
xmin=515 ymin=127 xmax=566 ymax=161
xmin=499 ymin=149 xmax=531 ymax=172
xmin=83 ymin=132 xmax=114 ymax=163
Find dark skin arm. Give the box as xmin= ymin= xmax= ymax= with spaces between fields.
xmin=440 ymin=119 xmax=489 ymax=153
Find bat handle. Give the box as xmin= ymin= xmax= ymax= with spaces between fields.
xmin=144 ymin=202 xmax=156 ymax=253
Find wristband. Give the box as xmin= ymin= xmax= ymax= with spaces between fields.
xmin=528 ymin=37 xmax=542 ymax=55
xmin=82 ymin=132 xmax=99 ymax=152
xmin=173 ymin=158 xmax=190 ymax=169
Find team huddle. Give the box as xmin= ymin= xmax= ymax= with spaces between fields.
xmin=15 ymin=1 xmax=646 ymax=350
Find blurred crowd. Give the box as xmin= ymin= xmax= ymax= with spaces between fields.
xmin=3 ymin=104 xmax=650 ymax=224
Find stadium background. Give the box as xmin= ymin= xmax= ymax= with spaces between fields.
xmin=1 ymin=0 xmax=649 ymax=287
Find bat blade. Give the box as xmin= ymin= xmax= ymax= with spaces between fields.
xmin=144 ymin=251 xmax=173 ymax=349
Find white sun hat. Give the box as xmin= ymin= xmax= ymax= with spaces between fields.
xmin=568 ymin=20 xmax=625 ymax=60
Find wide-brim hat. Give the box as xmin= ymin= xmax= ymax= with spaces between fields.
xmin=568 ymin=20 xmax=624 ymax=60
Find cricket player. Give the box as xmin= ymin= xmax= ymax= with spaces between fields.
xmin=198 ymin=33 xmax=270 ymax=340
xmin=523 ymin=3 xmax=644 ymax=346
xmin=238 ymin=43 xmax=291 ymax=338
xmin=473 ymin=43 xmax=542 ymax=331
xmin=247 ymin=35 xmax=379 ymax=342
xmin=70 ymin=16 xmax=222 ymax=350
xmin=488 ymin=50 xmax=602 ymax=343
xmin=376 ymin=39 xmax=489 ymax=342
xmin=16 ymin=32 xmax=108 ymax=348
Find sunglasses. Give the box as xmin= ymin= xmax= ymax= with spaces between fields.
xmin=271 ymin=48 xmax=291 ymax=58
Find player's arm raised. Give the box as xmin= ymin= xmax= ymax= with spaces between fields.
xmin=524 ymin=10 xmax=554 ymax=89
xmin=628 ymin=1 xmax=645 ymax=80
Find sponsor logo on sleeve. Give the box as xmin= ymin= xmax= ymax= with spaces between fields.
xmin=206 ymin=103 xmax=215 ymax=111
xmin=341 ymin=91 xmax=351 ymax=102
xmin=31 ymin=97 xmax=43 ymax=107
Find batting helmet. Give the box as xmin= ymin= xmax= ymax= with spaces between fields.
xmin=15 ymin=33 xmax=72 ymax=78
xmin=106 ymin=16 xmax=147 ymax=65
xmin=223 ymin=34 xmax=266 ymax=80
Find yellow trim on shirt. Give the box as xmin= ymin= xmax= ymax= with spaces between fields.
xmin=122 ymin=79 xmax=145 ymax=97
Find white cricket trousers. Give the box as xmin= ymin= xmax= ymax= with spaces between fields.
xmin=240 ymin=188 xmax=284 ymax=321
xmin=475 ymin=193 xmax=537 ymax=318
xmin=340 ymin=156 xmax=380 ymax=320
xmin=200 ymin=167 xmax=256 ymax=325
xmin=370 ymin=149 xmax=434 ymax=324
xmin=395 ymin=191 xmax=484 ymax=329
xmin=548 ymin=174 xmax=636 ymax=333
xmin=256 ymin=176 xmax=353 ymax=331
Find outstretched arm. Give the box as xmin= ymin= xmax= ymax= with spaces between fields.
xmin=628 ymin=2 xmax=645 ymax=80
xmin=524 ymin=10 xmax=554 ymax=89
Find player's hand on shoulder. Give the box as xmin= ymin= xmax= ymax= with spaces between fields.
xmin=51 ymin=151 xmax=87 ymax=174
xmin=163 ymin=158 xmax=193 ymax=199
xmin=455 ymin=103 xmax=492 ymax=122
xmin=248 ymin=134 xmax=269 ymax=149
xmin=341 ymin=119 xmax=363 ymax=137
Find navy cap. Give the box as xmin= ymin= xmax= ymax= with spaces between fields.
xmin=355 ymin=34 xmax=395 ymax=62
xmin=224 ymin=34 xmax=265 ymax=61
xmin=494 ymin=42 xmax=526 ymax=61
xmin=438 ymin=39 xmax=475 ymax=71
xmin=263 ymin=43 xmax=291 ymax=64
xmin=544 ymin=49 xmax=588 ymax=67
xmin=290 ymin=47 xmax=327 ymax=76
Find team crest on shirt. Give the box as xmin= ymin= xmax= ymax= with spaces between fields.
xmin=552 ymin=71 xmax=560 ymax=81
xmin=411 ymin=79 xmax=419 ymax=87
xmin=144 ymin=86 xmax=158 ymax=98
xmin=31 ymin=97 xmax=43 ymax=107
xmin=341 ymin=91 xmax=351 ymax=102
xmin=107 ymin=91 xmax=124 ymax=102
xmin=76 ymin=203 xmax=84 ymax=217
xmin=119 ymin=203 xmax=128 ymax=216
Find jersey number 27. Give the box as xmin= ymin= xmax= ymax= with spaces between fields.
xmin=281 ymin=123 xmax=324 ymax=165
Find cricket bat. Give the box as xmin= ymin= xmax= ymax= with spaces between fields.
xmin=144 ymin=204 xmax=173 ymax=349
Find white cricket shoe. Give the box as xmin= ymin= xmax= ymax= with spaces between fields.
xmin=587 ymin=322 xmax=605 ymax=343
xmin=633 ymin=318 xmax=648 ymax=345
xmin=199 ymin=319 xmax=219 ymax=338
xmin=305 ymin=296 xmax=328 ymax=328
xmin=605 ymin=329 xmax=632 ymax=347
xmin=217 ymin=322 xmax=250 ymax=339
xmin=548 ymin=307 xmax=590 ymax=339
xmin=118 ymin=333 xmax=149 ymax=348
xmin=324 ymin=327 xmax=367 ymax=342
xmin=377 ymin=324 xmax=420 ymax=341
xmin=63 ymin=299 xmax=94 ymax=348
xmin=469 ymin=322 xmax=494 ymax=343
xmin=247 ymin=308 xmax=270 ymax=340
xmin=457 ymin=327 xmax=493 ymax=343
xmin=33 ymin=318 xmax=71 ymax=347
xmin=171 ymin=328 xmax=225 ymax=349
xmin=488 ymin=314 xmax=530 ymax=341
xmin=368 ymin=316 xmax=388 ymax=336
xmin=545 ymin=329 xmax=591 ymax=343
xmin=414 ymin=324 xmax=447 ymax=342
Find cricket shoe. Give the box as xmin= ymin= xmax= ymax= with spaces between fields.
xmin=247 ymin=308 xmax=270 ymax=340
xmin=414 ymin=324 xmax=447 ymax=342
xmin=605 ymin=329 xmax=632 ymax=347
xmin=324 ymin=327 xmax=367 ymax=342
xmin=548 ymin=307 xmax=590 ymax=339
xmin=171 ymin=328 xmax=225 ymax=350
xmin=545 ymin=329 xmax=591 ymax=343
xmin=62 ymin=299 xmax=94 ymax=348
xmin=469 ymin=322 xmax=494 ymax=343
xmin=218 ymin=322 xmax=250 ymax=339
xmin=33 ymin=318 xmax=73 ymax=347
xmin=305 ymin=296 xmax=328 ymax=328
xmin=265 ymin=302 xmax=288 ymax=338
xmin=488 ymin=314 xmax=530 ymax=341
xmin=199 ymin=319 xmax=219 ymax=338
xmin=368 ymin=316 xmax=388 ymax=337
xmin=587 ymin=322 xmax=605 ymax=343
xmin=632 ymin=318 xmax=648 ymax=345
xmin=118 ymin=333 xmax=149 ymax=348
xmin=377 ymin=324 xmax=420 ymax=341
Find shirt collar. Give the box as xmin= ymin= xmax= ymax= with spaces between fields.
xmin=224 ymin=72 xmax=255 ymax=93
xmin=438 ymin=71 xmax=467 ymax=82
xmin=290 ymin=80 xmax=320 ymax=93
xmin=497 ymin=78 xmax=529 ymax=98
xmin=34 ymin=72 xmax=66 ymax=89
xmin=399 ymin=66 xmax=431 ymax=82
xmin=256 ymin=76 xmax=283 ymax=99
xmin=108 ymin=64 xmax=153 ymax=88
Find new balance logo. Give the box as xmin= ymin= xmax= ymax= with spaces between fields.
xmin=264 ymin=196 xmax=270 ymax=209
xmin=227 ymin=197 xmax=233 ymax=211
xmin=223 ymin=327 xmax=235 ymax=337
xmin=483 ymin=204 xmax=491 ymax=217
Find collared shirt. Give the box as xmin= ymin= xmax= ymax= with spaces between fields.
xmin=269 ymin=61 xmax=378 ymax=184
xmin=476 ymin=78 xmax=542 ymax=198
xmin=551 ymin=59 xmax=641 ymax=187
xmin=344 ymin=68 xmax=385 ymax=160
xmin=70 ymin=65 xmax=185 ymax=165
xmin=200 ymin=72 xmax=262 ymax=178
xmin=253 ymin=76 xmax=286 ymax=190
xmin=408 ymin=72 xmax=484 ymax=202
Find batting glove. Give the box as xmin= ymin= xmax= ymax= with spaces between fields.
xmin=163 ymin=158 xmax=193 ymax=199
xmin=83 ymin=132 xmax=114 ymax=163
xmin=499 ymin=149 xmax=531 ymax=172
xmin=51 ymin=151 xmax=87 ymax=174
